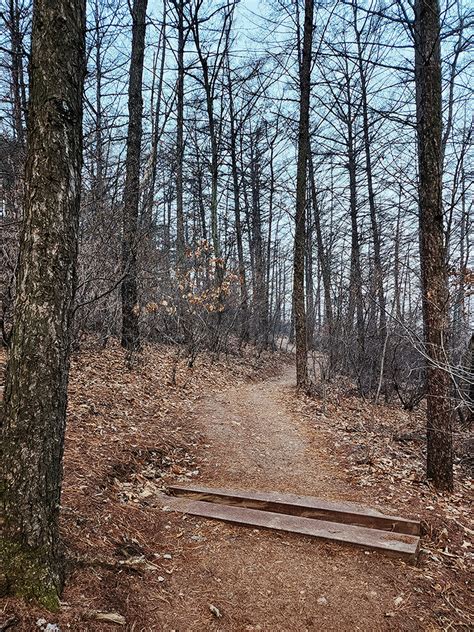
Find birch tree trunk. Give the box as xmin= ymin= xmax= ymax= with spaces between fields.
xmin=1 ymin=0 xmax=85 ymax=608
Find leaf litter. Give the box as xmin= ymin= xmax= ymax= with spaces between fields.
xmin=0 ymin=342 xmax=471 ymax=630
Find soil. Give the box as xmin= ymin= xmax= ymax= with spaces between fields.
xmin=195 ymin=365 xmax=344 ymax=496
xmin=162 ymin=364 xmax=469 ymax=632
xmin=0 ymin=345 xmax=472 ymax=631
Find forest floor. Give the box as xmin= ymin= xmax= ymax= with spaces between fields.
xmin=0 ymin=341 xmax=472 ymax=631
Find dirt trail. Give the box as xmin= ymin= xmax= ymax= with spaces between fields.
xmin=167 ymin=363 xmax=426 ymax=631
xmin=199 ymin=364 xmax=343 ymax=497
xmin=1 ymin=348 xmax=465 ymax=631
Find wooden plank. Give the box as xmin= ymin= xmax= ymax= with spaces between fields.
xmin=169 ymin=498 xmax=420 ymax=562
xmin=167 ymin=484 xmax=420 ymax=536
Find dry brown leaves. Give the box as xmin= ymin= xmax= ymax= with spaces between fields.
xmin=288 ymin=381 xmax=473 ymax=630
xmin=0 ymin=339 xmax=282 ymax=631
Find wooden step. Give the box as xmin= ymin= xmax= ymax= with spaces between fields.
xmin=169 ymin=497 xmax=420 ymax=562
xmin=167 ymin=484 xmax=420 ymax=536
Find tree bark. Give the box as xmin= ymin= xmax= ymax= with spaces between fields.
xmin=8 ymin=0 xmax=25 ymax=148
xmin=144 ymin=0 xmax=167 ymax=232
xmin=306 ymin=180 xmax=315 ymax=350
xmin=293 ymin=0 xmax=313 ymax=389
xmin=352 ymin=4 xmax=386 ymax=336
xmin=393 ymin=185 xmax=403 ymax=322
xmin=91 ymin=0 xmax=105 ymax=220
xmin=309 ymin=152 xmax=334 ymax=362
xmin=415 ymin=0 xmax=453 ymax=490
xmin=227 ymin=62 xmax=249 ymax=342
xmin=1 ymin=0 xmax=85 ymax=608
xmin=121 ymin=0 xmax=148 ymax=352
xmin=190 ymin=3 xmax=233 ymax=286
xmin=192 ymin=20 xmax=220 ymax=266
xmin=174 ymin=0 xmax=186 ymax=271
xmin=250 ymin=126 xmax=268 ymax=348
xmin=345 ymin=68 xmax=365 ymax=369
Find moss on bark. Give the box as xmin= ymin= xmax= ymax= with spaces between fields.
xmin=0 ymin=538 xmax=61 ymax=611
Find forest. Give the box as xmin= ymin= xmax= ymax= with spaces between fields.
xmin=0 ymin=0 xmax=472 ymax=629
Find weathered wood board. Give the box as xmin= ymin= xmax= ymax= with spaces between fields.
xmin=167 ymin=484 xmax=420 ymax=536
xmin=168 ymin=497 xmax=420 ymax=562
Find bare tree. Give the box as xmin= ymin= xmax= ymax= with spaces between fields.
xmin=227 ymin=56 xmax=250 ymax=342
xmin=189 ymin=0 xmax=234 ymax=275
xmin=293 ymin=0 xmax=313 ymax=389
xmin=414 ymin=0 xmax=453 ymax=490
xmin=171 ymin=0 xmax=186 ymax=271
xmin=121 ymin=0 xmax=148 ymax=352
xmin=1 ymin=0 xmax=85 ymax=607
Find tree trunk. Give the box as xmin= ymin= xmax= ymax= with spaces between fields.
xmin=8 ymin=0 xmax=25 ymax=148
xmin=345 ymin=69 xmax=365 ymax=369
xmin=306 ymin=180 xmax=315 ymax=350
xmin=250 ymin=126 xmax=268 ymax=348
xmin=1 ymin=0 xmax=85 ymax=608
xmin=415 ymin=0 xmax=453 ymax=490
xmin=266 ymin=134 xmax=276 ymax=347
xmin=174 ymin=0 xmax=185 ymax=271
xmin=189 ymin=124 xmax=208 ymax=245
xmin=393 ymin=185 xmax=403 ymax=322
xmin=352 ymin=5 xmax=386 ymax=336
xmin=205 ymin=70 xmax=221 ymax=271
xmin=91 ymin=0 xmax=106 ymax=221
xmin=293 ymin=0 xmax=313 ymax=389
xmin=121 ymin=0 xmax=148 ymax=352
xmin=309 ymin=152 xmax=334 ymax=363
xmin=227 ymin=63 xmax=249 ymax=343
xmin=191 ymin=14 xmax=221 ymax=268
xmin=144 ymin=0 xmax=167 ymax=232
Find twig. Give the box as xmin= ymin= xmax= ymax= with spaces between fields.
xmin=0 ymin=617 xmax=19 ymax=632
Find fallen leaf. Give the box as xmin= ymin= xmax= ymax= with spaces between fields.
xmin=209 ymin=604 xmax=222 ymax=618
xmin=84 ymin=611 xmax=125 ymax=625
